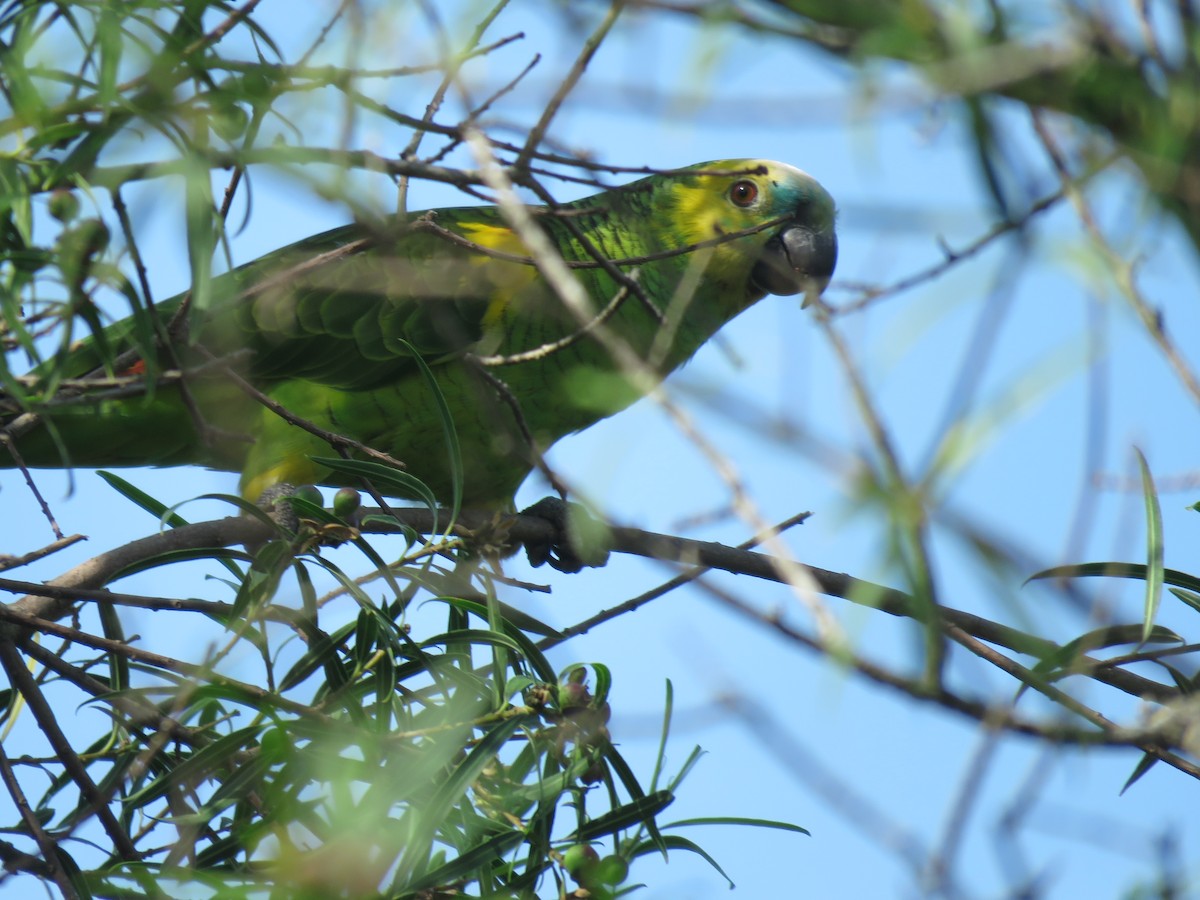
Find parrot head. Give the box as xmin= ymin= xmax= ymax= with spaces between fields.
xmin=652 ymin=159 xmax=838 ymax=308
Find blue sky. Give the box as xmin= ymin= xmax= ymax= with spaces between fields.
xmin=3 ymin=1 xmax=1200 ymax=897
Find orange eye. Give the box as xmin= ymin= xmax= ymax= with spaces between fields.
xmin=729 ymin=180 xmax=758 ymax=207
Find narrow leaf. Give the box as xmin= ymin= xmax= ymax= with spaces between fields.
xmin=568 ymin=790 xmax=674 ymax=842
xmin=1120 ymin=751 xmax=1158 ymax=795
xmin=667 ymin=815 xmax=810 ymax=836
xmin=1134 ymin=448 xmax=1164 ymax=645
xmin=626 ymin=834 xmax=733 ymax=888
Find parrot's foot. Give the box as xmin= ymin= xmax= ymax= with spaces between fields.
xmin=236 ymin=482 xmax=301 ymax=557
xmin=250 ymin=484 xmax=360 ymax=552
xmin=255 ymin=482 xmax=302 ymax=533
xmin=520 ymin=497 xmax=611 ymax=574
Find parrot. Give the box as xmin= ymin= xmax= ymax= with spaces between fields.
xmin=3 ymin=159 xmax=837 ymax=511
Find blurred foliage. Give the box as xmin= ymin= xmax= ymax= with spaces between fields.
xmin=654 ymin=0 xmax=1200 ymax=243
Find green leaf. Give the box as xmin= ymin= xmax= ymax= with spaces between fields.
xmin=439 ymin=595 xmax=562 ymax=640
xmin=391 ymin=713 xmax=536 ymax=887
xmin=184 ymin=151 xmax=216 ymax=314
xmin=1120 ymin=751 xmax=1158 ymax=795
xmin=605 ymin=744 xmax=668 ymax=857
xmin=419 ymin=628 xmax=526 ymax=655
xmin=96 ymin=471 xmax=191 ymax=528
xmin=106 ymin=546 xmax=250 ymax=583
xmin=398 ymin=337 xmax=464 ymax=520
xmin=666 ymin=815 xmax=810 ymax=836
xmin=125 ymin=725 xmax=264 ymax=807
xmin=650 ymin=679 xmax=673 ymax=793
xmin=1169 ymin=586 xmax=1200 ymax=617
xmin=1031 ymin=624 xmax=1182 ymax=678
xmin=230 ymin=539 xmax=292 ymax=619
xmin=568 ymin=789 xmax=674 ymax=842
xmin=96 ymin=3 xmax=123 ymax=104
xmin=1028 ymin=563 xmax=1200 ymax=595
xmin=280 ymin=620 xmax=353 ymax=693
xmin=1134 ymin=448 xmax=1164 ymax=645
xmin=96 ymin=599 xmax=128 ymax=693
xmin=51 ymin=844 xmax=91 ymax=899
xmin=663 ymin=744 xmax=706 ymax=795
xmin=404 ymin=828 xmax=528 ymax=894
xmin=435 ymin=596 xmax=560 ymax=683
xmin=311 ymin=456 xmax=439 ymax=513
xmin=626 ymin=834 xmax=734 ymax=889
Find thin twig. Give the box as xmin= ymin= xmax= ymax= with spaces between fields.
xmin=833 ymin=156 xmax=1115 ymax=314
xmin=944 ymin=622 xmax=1200 ymax=779
xmin=19 ymin=639 xmax=202 ymax=747
xmin=0 ymin=603 xmax=324 ymax=721
xmin=537 ymin=511 xmax=813 ymax=652
xmin=462 ymin=358 xmax=567 ymax=499
xmin=516 ymin=2 xmax=625 ymax=170
xmin=815 ymin=309 xmax=944 ymax=686
xmin=470 ymin=274 xmax=636 ymax=365
xmin=0 ymin=641 xmax=140 ymax=860
xmin=0 ymin=533 xmax=86 ymax=573
xmin=1030 ymin=111 xmax=1200 ymax=406
xmin=189 ymin=345 xmax=409 ymax=475
xmin=0 ymin=435 xmax=63 ymax=540
xmin=0 ymin=743 xmax=75 ymax=897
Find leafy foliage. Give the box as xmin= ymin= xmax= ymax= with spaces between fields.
xmin=4 ymin=0 xmax=1200 ymax=897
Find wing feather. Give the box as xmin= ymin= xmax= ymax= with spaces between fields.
xmin=193 ymin=208 xmax=524 ymax=391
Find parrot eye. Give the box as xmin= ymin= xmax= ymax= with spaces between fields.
xmin=729 ymin=180 xmax=759 ymax=208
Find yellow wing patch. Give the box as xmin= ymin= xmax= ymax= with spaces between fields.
xmin=241 ymin=457 xmax=324 ymax=503
xmin=457 ymin=221 xmax=541 ymax=326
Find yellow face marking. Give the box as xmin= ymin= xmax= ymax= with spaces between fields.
xmin=669 ymin=174 xmax=732 ymax=247
xmin=666 ymin=162 xmax=775 ymax=280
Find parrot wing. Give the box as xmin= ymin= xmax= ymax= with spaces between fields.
xmin=194 ymin=205 xmax=534 ymax=392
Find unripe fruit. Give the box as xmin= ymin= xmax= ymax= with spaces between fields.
xmin=558 ymin=681 xmax=589 ymax=708
xmin=594 ymin=855 xmax=629 ymax=886
xmin=48 ymin=190 xmax=80 ymax=223
xmin=333 ymin=487 xmax=361 ymax=518
xmin=292 ymin=485 xmax=323 ymax=508
xmin=562 ymin=843 xmax=599 ymax=881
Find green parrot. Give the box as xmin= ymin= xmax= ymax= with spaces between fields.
xmin=5 ymin=159 xmax=837 ymax=510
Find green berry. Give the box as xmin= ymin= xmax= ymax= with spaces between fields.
xmin=333 ymin=487 xmax=361 ymax=518
xmin=594 ymin=855 xmax=629 ymax=886
xmin=211 ymin=103 xmax=249 ymax=142
xmin=562 ymin=843 xmax=599 ymax=881
xmin=558 ymin=681 xmax=589 ymax=708
xmin=292 ymin=485 xmax=323 ymax=508
xmin=48 ymin=189 xmax=80 ymax=223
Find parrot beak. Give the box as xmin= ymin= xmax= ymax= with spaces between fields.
xmin=750 ymin=223 xmax=838 ymax=307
